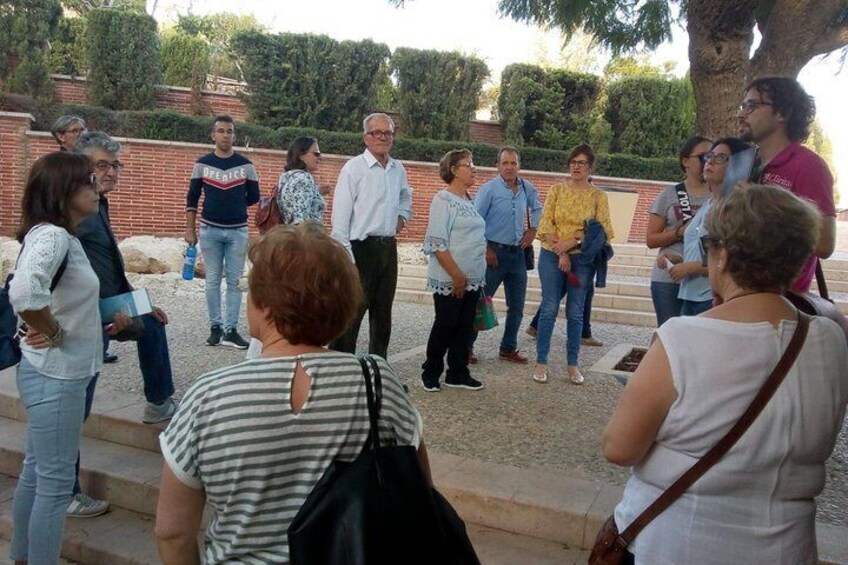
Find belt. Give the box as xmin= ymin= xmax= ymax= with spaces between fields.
xmin=487 ymin=240 xmax=522 ymax=252
xmin=355 ymin=236 xmax=396 ymax=245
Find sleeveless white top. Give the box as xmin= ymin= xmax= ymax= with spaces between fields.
xmin=615 ymin=315 xmax=848 ymax=564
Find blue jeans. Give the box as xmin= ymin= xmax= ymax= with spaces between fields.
xmin=535 ymin=249 xmax=594 ymax=366
xmin=529 ymin=276 xmax=595 ymax=338
xmin=470 ymin=246 xmax=527 ymax=352
xmin=650 ymin=281 xmax=683 ymax=327
xmin=73 ymin=315 xmax=175 ymax=494
xmin=199 ymin=224 xmax=249 ymax=331
xmin=681 ymin=299 xmax=712 ymax=316
xmin=11 ymin=357 xmax=91 ymax=564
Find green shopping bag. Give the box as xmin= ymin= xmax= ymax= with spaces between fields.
xmin=474 ymin=294 xmax=498 ymax=331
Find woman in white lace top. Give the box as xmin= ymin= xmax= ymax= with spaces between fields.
xmin=603 ymin=185 xmax=848 ymax=564
xmin=420 ymin=149 xmax=486 ymax=392
xmin=276 ymin=136 xmax=327 ymax=225
xmin=7 ymin=152 xmax=102 ymax=564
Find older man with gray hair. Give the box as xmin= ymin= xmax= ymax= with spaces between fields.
xmin=67 ymin=132 xmax=177 ymax=517
xmin=330 ymin=112 xmax=413 ymax=358
xmin=50 ymin=114 xmax=87 ymax=152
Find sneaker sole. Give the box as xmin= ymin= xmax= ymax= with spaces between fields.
xmin=67 ymin=507 xmax=109 ymax=518
xmin=220 ymin=340 xmax=248 ymax=350
xmin=443 ymin=382 xmax=484 ymax=391
xmin=422 ymin=385 xmax=441 ymax=392
xmin=143 ymin=414 xmax=175 ymax=424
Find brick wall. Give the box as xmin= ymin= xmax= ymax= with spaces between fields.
xmin=51 ymin=75 xmax=250 ymax=121
xmin=469 ymin=120 xmax=504 ymax=146
xmin=0 ymin=112 xmax=667 ymax=245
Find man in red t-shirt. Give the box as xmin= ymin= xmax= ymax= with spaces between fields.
xmin=738 ymin=77 xmax=836 ymax=292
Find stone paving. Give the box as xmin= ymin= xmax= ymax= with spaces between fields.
xmin=96 ymin=269 xmax=848 ymax=528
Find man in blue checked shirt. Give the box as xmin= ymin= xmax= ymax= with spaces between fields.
xmin=469 ymin=147 xmax=542 ymax=364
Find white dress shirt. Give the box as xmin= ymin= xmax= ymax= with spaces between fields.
xmin=330 ymin=149 xmax=413 ymax=257
xmin=9 ymin=224 xmax=103 ymax=380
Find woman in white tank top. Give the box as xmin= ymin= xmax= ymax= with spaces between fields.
xmin=602 ymin=184 xmax=848 ymax=565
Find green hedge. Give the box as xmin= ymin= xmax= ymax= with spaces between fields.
xmin=30 ymin=104 xmax=680 ymax=181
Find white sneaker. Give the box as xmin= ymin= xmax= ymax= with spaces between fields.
xmin=67 ymin=492 xmax=109 ymax=518
xmin=568 ymin=367 xmax=585 ymax=385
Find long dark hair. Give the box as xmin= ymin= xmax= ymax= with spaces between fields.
xmin=285 ymin=136 xmax=318 ymax=172
xmin=17 ymin=152 xmax=93 ymax=241
xmin=678 ymin=135 xmax=711 ymax=173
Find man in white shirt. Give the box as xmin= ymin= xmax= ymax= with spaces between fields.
xmin=330 ymin=113 xmax=413 ymax=358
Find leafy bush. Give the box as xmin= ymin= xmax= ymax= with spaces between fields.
xmin=160 ymin=29 xmax=211 ymax=90
xmin=498 ymin=64 xmax=601 ymax=149
xmin=47 ymin=16 xmax=88 ymax=76
xmin=390 ymin=48 xmax=489 ymax=140
xmin=0 ymin=0 xmax=61 ymax=100
xmin=85 ymin=9 xmax=161 ymax=110
xmin=231 ymin=30 xmax=390 ymax=132
xmin=605 ymin=76 xmax=695 ymax=158
xmin=29 ymin=104 xmax=680 ymax=181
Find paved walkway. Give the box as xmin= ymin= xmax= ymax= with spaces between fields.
xmin=98 ymin=270 xmax=848 ymax=527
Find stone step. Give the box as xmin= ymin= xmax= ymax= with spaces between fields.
xmin=0 ymin=417 xmax=162 ymax=517
xmin=395 ymin=289 xmax=658 ymax=327
xmin=1 ymin=379 xmax=846 ymax=565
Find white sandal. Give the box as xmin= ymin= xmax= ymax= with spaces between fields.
xmin=532 ymin=371 xmax=548 ymax=384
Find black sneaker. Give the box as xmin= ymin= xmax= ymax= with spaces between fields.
xmin=206 ymin=325 xmax=223 ymax=346
xmin=444 ymin=376 xmax=484 ymax=391
xmin=221 ymin=328 xmax=249 ymax=349
xmin=422 ymin=378 xmax=441 ymax=392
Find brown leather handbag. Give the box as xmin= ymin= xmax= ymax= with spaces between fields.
xmin=588 ymin=312 xmax=811 ymax=565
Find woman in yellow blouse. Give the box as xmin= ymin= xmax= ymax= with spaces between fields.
xmin=533 ymin=144 xmax=614 ymax=384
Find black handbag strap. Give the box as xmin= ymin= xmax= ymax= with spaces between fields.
xmin=815 ymin=259 xmax=830 ymax=301
xmin=618 ymin=311 xmax=811 ymax=545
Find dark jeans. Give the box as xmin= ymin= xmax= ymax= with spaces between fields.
xmin=530 ymin=271 xmax=596 ymax=338
xmin=681 ymin=299 xmax=712 ymax=316
xmin=650 ymin=280 xmax=683 ymax=327
xmin=422 ymin=289 xmax=480 ymax=384
xmin=331 ymin=237 xmax=398 ymax=359
xmin=73 ymin=313 xmax=175 ymax=495
xmin=469 ymin=245 xmax=527 ymax=352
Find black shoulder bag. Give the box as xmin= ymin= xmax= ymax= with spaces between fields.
xmin=288 ymin=355 xmax=480 ymax=565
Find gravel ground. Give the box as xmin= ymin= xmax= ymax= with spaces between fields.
xmin=99 ymin=268 xmax=848 ymax=527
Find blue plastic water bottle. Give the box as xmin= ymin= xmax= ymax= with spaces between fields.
xmin=182 ymin=245 xmax=197 ymax=281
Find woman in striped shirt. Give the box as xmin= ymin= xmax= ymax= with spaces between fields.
xmin=154 ymin=222 xmax=428 ymax=564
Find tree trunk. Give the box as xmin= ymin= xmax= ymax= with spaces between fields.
xmin=686 ymin=0 xmax=847 ymax=139
xmin=687 ymin=0 xmax=758 ymax=139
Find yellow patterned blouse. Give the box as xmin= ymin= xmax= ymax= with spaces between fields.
xmin=537 ymin=182 xmax=615 ymax=254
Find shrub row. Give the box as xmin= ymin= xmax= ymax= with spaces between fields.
xmin=30 ymin=103 xmax=681 ymax=181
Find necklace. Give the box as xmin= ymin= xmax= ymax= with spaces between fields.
xmin=260 ymin=335 xmax=287 ymax=353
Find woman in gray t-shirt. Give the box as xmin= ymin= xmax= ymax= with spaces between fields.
xmin=645 ymin=136 xmax=712 ymax=326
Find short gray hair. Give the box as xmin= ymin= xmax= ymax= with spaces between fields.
xmin=362 ymin=112 xmax=394 ymax=134
xmin=50 ymin=115 xmax=86 ymax=140
xmin=74 ymin=131 xmax=121 ymax=156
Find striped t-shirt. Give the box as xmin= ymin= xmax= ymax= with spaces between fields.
xmin=160 ymin=352 xmax=423 ymax=564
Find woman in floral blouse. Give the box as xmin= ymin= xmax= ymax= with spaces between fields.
xmin=277 ymin=136 xmax=328 ymax=224
xmin=421 ymin=149 xmax=486 ymax=393
xmin=533 ymin=144 xmax=614 ymax=385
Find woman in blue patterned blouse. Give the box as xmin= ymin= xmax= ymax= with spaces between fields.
xmin=420 ymin=149 xmax=487 ymax=393
xmin=277 ymin=136 xmax=327 ymax=224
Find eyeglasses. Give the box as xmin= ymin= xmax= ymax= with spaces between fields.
xmin=569 ymin=159 xmax=590 ymax=168
xmin=366 ymin=130 xmax=394 ymax=140
xmin=310 ymin=151 xmax=322 ymax=158
xmin=94 ymin=160 xmax=125 ymax=172
xmin=689 ymin=153 xmax=707 ymax=161
xmin=84 ymin=173 xmax=97 ymax=187
xmin=62 ymin=127 xmax=86 ymax=135
xmin=214 ymin=129 xmax=235 ymax=135
xmin=455 ymin=162 xmax=475 ymax=170
xmin=699 ymin=235 xmax=721 ymax=265
xmin=703 ymin=152 xmax=730 ymax=164
xmin=738 ymin=101 xmax=773 ymax=115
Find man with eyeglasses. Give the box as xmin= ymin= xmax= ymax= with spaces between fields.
xmin=69 ymin=132 xmax=178 ymax=518
xmin=330 ymin=112 xmax=413 ymax=358
xmin=738 ymin=77 xmax=835 ymax=292
xmin=185 ymin=115 xmax=260 ymax=349
xmin=51 ymin=115 xmax=87 ymax=152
